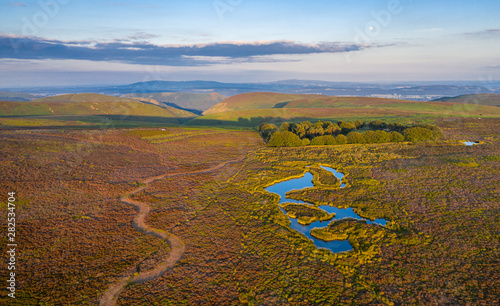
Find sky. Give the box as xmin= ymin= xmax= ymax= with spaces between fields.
xmin=0 ymin=0 xmax=499 ymax=87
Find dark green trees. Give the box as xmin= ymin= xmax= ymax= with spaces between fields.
xmin=268 ymin=131 xmax=302 ymax=147
xmin=261 ymin=120 xmax=441 ymax=147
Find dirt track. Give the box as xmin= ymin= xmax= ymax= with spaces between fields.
xmin=99 ymin=159 xmax=243 ymax=306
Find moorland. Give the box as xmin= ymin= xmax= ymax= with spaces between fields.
xmin=0 ymin=91 xmax=499 ymax=305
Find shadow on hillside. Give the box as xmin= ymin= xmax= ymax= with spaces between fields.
xmin=92 ymin=115 xmax=195 ymax=124
xmin=185 ymin=116 xmax=315 ymax=127
xmin=0 ymin=115 xmax=196 ymax=130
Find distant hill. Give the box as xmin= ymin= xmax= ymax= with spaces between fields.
xmin=433 ymin=94 xmax=500 ymax=107
xmin=1 ymin=93 xmax=197 ymax=118
xmin=7 ymin=80 xmax=499 ymax=101
xmin=33 ymin=93 xmax=139 ymax=103
xmin=0 ymin=91 xmax=39 ymax=101
xmin=121 ymin=92 xmax=226 ymax=114
xmin=188 ymin=92 xmax=500 ymax=127
xmin=203 ymin=92 xmax=420 ymax=115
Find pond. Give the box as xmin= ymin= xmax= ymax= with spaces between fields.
xmin=265 ymin=166 xmax=387 ymax=253
xmin=463 ymin=141 xmax=479 ymax=146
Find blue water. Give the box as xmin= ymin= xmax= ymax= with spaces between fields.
xmin=463 ymin=141 xmax=478 ymax=146
xmin=265 ymin=167 xmax=387 ymax=253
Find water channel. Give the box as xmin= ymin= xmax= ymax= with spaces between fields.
xmin=265 ymin=166 xmax=387 ymax=253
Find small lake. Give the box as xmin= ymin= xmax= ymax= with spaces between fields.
xmin=463 ymin=141 xmax=479 ymax=146
xmin=265 ymin=166 xmax=387 ymax=253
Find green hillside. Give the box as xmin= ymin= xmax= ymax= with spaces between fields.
xmin=4 ymin=93 xmax=197 ymax=117
xmin=189 ymin=92 xmax=500 ymax=127
xmin=202 ymin=92 xmax=434 ymax=115
xmin=0 ymin=91 xmax=39 ymax=101
xmin=0 ymin=93 xmax=198 ymax=128
xmin=203 ymin=92 xmax=312 ymax=115
xmin=433 ymin=93 xmax=500 ymax=107
xmin=122 ymin=92 xmax=226 ymax=112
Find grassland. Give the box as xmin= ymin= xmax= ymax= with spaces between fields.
xmin=0 ymin=114 xmax=498 ymax=304
xmin=0 ymin=127 xmax=262 ymax=305
xmin=0 ymin=93 xmax=198 ymax=129
xmin=281 ymin=203 xmax=335 ymax=225
xmin=190 ymin=92 xmax=500 ymax=127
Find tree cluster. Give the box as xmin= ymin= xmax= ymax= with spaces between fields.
xmin=258 ymin=120 xmax=442 ymax=147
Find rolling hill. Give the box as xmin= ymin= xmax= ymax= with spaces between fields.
xmin=17 ymin=93 xmax=196 ymax=117
xmin=188 ymin=92 xmax=500 ymax=126
xmin=0 ymin=93 xmax=197 ymax=128
xmin=433 ymin=93 xmax=500 ymax=107
xmin=121 ymin=92 xmax=226 ymax=114
xmin=0 ymin=91 xmax=40 ymax=101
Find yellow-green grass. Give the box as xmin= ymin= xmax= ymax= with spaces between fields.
xmin=309 ymin=166 xmax=341 ymax=188
xmin=0 ymin=100 xmax=196 ymax=117
xmin=0 ymin=115 xmax=187 ymax=129
xmin=203 ymin=92 xmax=313 ymax=114
xmin=0 ymin=117 xmax=93 ymax=127
xmin=193 ymin=92 xmax=500 ymax=127
xmin=189 ymin=106 xmax=499 ymax=127
xmin=281 ymin=203 xmax=334 ymax=225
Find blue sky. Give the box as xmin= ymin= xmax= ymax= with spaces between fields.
xmin=0 ymin=0 xmax=499 ymax=86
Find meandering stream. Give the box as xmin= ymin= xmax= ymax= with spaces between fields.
xmin=265 ymin=166 xmax=387 ymax=253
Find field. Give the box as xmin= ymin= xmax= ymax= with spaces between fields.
xmin=0 ymin=94 xmax=197 ymax=129
xmin=0 ymin=117 xmax=499 ymax=305
xmin=191 ymin=93 xmax=500 ymax=127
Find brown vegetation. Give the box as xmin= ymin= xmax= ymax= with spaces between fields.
xmin=1 ymin=117 xmax=499 ymax=305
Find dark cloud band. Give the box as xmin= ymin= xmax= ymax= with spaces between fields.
xmin=0 ymin=34 xmax=366 ymax=66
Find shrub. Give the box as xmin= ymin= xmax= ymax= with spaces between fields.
xmin=301 ymin=138 xmax=311 ymax=146
xmin=335 ymin=134 xmax=347 ymax=144
xmin=311 ymin=135 xmax=336 ymax=146
xmin=323 ymin=122 xmax=341 ymax=135
xmin=354 ymin=120 xmax=365 ymax=129
xmin=340 ymin=122 xmax=356 ymax=134
xmin=422 ymin=125 xmax=443 ymax=139
xmin=268 ymin=131 xmax=302 ymax=147
xmin=404 ymin=127 xmax=434 ymax=142
xmin=374 ymin=130 xmax=390 ymax=143
xmin=369 ymin=120 xmax=387 ymax=130
xmin=363 ymin=130 xmax=378 ymax=143
xmin=258 ymin=123 xmax=278 ymax=142
xmin=306 ymin=126 xmax=325 ymax=138
xmin=291 ymin=123 xmax=307 ymax=138
xmin=389 ymin=131 xmax=405 ymax=142
xmin=347 ymin=131 xmax=366 ymax=144
xmin=279 ymin=122 xmax=291 ymax=132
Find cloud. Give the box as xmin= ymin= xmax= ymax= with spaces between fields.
xmin=0 ymin=34 xmax=372 ymax=66
xmin=10 ymin=2 xmax=26 ymax=7
xmin=463 ymin=28 xmax=500 ymax=36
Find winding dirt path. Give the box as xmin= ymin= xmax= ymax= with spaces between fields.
xmin=99 ymin=159 xmax=244 ymax=306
